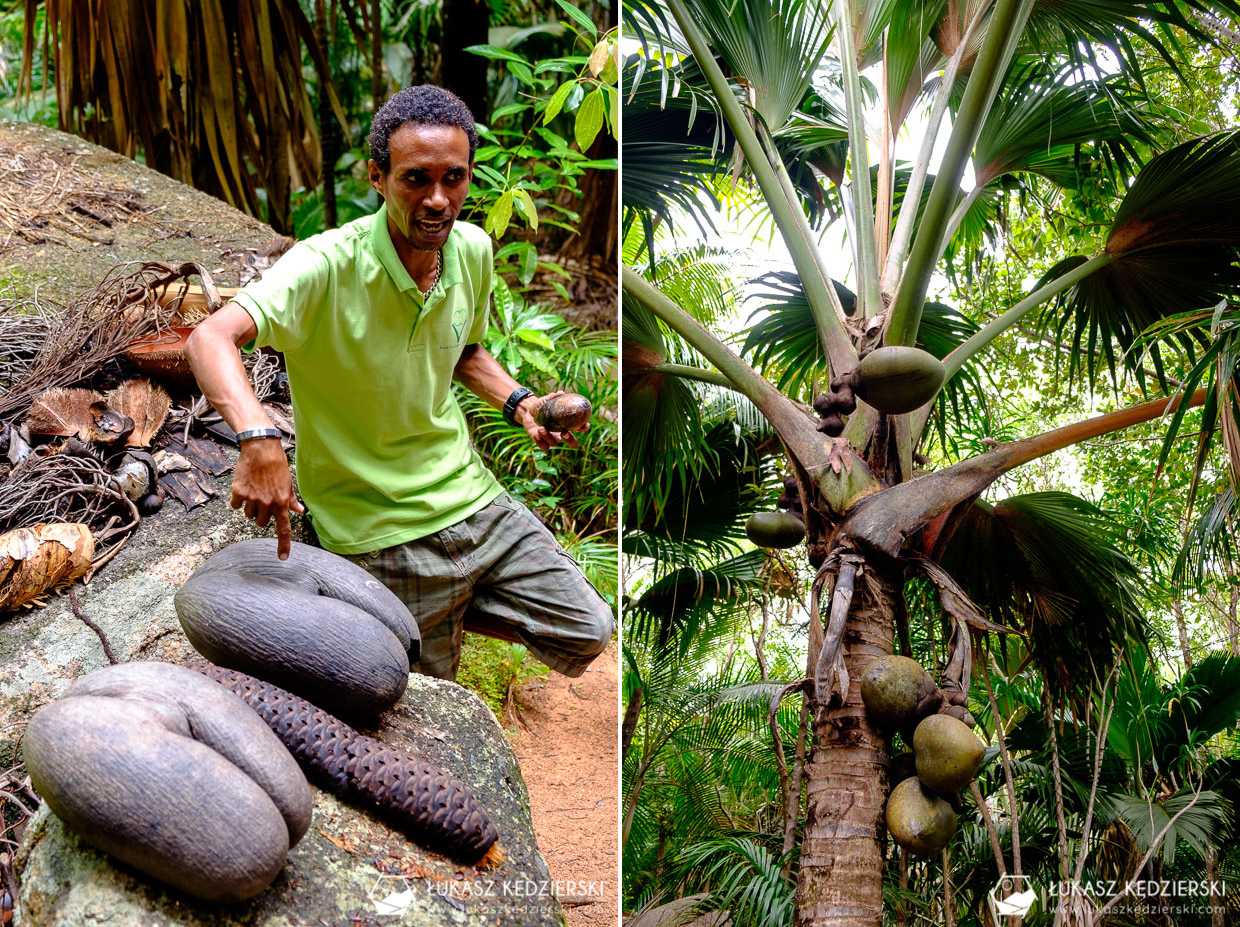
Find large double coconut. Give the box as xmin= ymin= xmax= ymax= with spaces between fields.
xmin=913 ymin=713 xmax=985 ymax=793
xmin=885 ymin=777 xmax=958 ymax=856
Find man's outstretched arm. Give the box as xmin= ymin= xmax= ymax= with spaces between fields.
xmin=453 ymin=344 xmax=584 ymax=452
xmin=185 ymin=303 xmax=304 ymax=559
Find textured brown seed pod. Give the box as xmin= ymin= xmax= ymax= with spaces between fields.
xmin=26 ymin=388 xmax=133 ymax=444
xmin=816 ymin=412 xmax=845 ymax=436
xmin=23 ymin=662 xmax=311 ymax=902
xmin=533 ymin=393 xmax=592 ymax=432
xmin=175 ymin=539 xmax=419 ymax=714
xmin=105 ymin=378 xmax=171 ymax=448
xmin=192 ymin=664 xmax=504 ymax=867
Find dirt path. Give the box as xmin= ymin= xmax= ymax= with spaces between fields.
xmin=508 ymin=641 xmax=618 ymax=927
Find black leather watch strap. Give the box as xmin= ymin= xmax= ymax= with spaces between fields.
xmin=502 ymin=387 xmax=536 ymax=426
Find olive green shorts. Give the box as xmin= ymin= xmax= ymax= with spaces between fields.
xmin=350 ymin=491 xmax=614 ymax=681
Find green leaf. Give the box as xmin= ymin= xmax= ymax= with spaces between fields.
xmin=519 ymin=242 xmax=538 ymax=284
xmin=487 ymin=190 xmax=515 ymax=238
xmin=513 ymin=188 xmax=539 ymax=232
xmin=508 ymin=61 xmax=535 ymax=86
xmin=574 ymin=88 xmax=606 ymax=151
xmin=544 ymin=80 xmax=576 ymax=123
xmin=490 ymin=102 xmax=529 ymax=121
xmin=554 ymin=0 xmax=598 ymax=38
xmin=464 ymin=44 xmax=530 ymax=65
xmin=517 ymin=329 xmax=555 ymax=350
xmin=518 ymin=345 xmax=558 ymax=376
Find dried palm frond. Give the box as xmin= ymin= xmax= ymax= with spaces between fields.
xmin=106 ymin=378 xmax=172 ymax=447
xmin=0 ymin=453 xmax=137 ymax=539
xmin=0 ymin=147 xmax=154 ymax=252
xmin=0 ymin=290 xmax=54 ymax=391
xmin=0 ymin=260 xmax=220 ymax=422
xmin=20 ymin=0 xmax=348 ymax=235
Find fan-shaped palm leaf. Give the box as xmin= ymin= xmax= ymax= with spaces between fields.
xmin=973 ymin=64 xmax=1156 ymax=189
xmin=1036 ymin=131 xmax=1240 ymax=387
xmin=631 ymin=549 xmax=769 ymax=651
xmin=675 ymin=0 xmax=834 ymax=133
xmin=674 ymin=835 xmax=795 ymax=927
xmin=1110 ymin=788 xmax=1231 ymax=866
xmin=939 ymin=491 xmax=1146 ymax=698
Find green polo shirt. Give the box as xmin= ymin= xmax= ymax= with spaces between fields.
xmin=232 ymin=205 xmax=502 ymax=554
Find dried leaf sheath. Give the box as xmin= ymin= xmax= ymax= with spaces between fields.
xmin=0 ymin=523 xmax=93 ymax=612
xmin=189 ymin=664 xmax=504 ymax=866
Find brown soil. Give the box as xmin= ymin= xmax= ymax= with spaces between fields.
xmin=508 ymin=641 xmax=619 ymax=927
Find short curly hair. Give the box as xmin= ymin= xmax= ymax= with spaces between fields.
xmin=368 ymin=85 xmax=479 ymax=172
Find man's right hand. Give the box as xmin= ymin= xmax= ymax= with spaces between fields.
xmin=230 ymin=437 xmax=305 ymax=560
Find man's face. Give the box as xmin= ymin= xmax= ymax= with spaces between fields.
xmin=368 ymin=123 xmax=473 ymax=252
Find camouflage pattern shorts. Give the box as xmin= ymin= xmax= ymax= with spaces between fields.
xmin=350 ymin=491 xmax=614 ymax=681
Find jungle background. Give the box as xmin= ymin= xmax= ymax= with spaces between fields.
xmin=0 ymin=0 xmax=619 ymax=719
xmin=620 ymin=0 xmax=1240 ymax=925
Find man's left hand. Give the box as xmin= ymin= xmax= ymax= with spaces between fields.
xmin=515 ymin=391 xmax=586 ymax=452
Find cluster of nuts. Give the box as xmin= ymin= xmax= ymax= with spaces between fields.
xmin=812 ymin=372 xmax=861 ymax=437
xmin=860 ymin=655 xmax=985 ymax=857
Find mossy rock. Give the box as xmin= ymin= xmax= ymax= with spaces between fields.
xmin=913 ymin=713 xmax=985 ymax=793
xmin=885 ymin=776 xmax=957 ymax=857
xmin=744 ymin=512 xmax=805 ymax=549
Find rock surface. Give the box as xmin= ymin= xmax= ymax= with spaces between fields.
xmin=4 ymin=495 xmax=562 ymax=926
xmin=0 ymin=119 xmax=275 ymax=302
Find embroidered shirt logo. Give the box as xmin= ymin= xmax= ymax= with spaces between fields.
xmin=451 ymin=304 xmax=468 ymax=342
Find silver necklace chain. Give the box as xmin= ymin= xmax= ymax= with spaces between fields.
xmin=420 ymin=250 xmax=442 ymax=297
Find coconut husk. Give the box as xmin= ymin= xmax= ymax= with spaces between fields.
xmin=105 ymin=378 xmax=171 ymax=447
xmin=25 ymin=388 xmax=105 ymax=438
xmin=0 ymin=523 xmax=94 ymax=613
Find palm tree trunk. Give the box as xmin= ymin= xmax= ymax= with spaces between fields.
xmin=315 ymin=0 xmax=339 ymax=229
xmin=1228 ymin=582 xmax=1238 ymax=657
xmin=371 ymin=0 xmax=384 ymax=112
xmin=1173 ymin=596 xmax=1193 ymax=668
xmin=794 ymin=560 xmax=896 ymax=927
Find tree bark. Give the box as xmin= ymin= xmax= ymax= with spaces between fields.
xmin=1173 ymin=596 xmax=1193 ymax=668
xmin=621 ymin=684 xmax=643 ymax=761
xmin=794 ymin=560 xmax=897 ymax=927
xmin=1228 ymin=583 xmax=1238 ymax=657
xmin=441 ymin=0 xmax=490 ymax=120
xmin=371 ymin=0 xmax=384 ymax=112
xmin=315 ymin=0 xmax=339 ymax=229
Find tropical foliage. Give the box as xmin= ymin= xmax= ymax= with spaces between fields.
xmin=621 ymin=0 xmax=1240 ymax=924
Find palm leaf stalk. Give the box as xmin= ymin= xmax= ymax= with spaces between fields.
xmin=663 ymin=0 xmax=858 ymax=376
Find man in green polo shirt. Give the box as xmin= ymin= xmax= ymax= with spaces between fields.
xmin=185 ymin=85 xmax=613 ymax=681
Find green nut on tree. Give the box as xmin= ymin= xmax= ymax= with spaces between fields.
xmin=860 ymin=655 xmax=934 ymax=729
xmin=913 ymin=713 xmax=985 ymax=793
xmin=885 ymin=776 xmax=958 ymax=857
xmin=745 ymin=511 xmax=805 ymax=549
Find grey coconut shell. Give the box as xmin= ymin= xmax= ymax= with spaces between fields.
xmin=23 ymin=662 xmax=312 ymax=901
xmin=175 ymin=539 xmax=419 ymax=714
